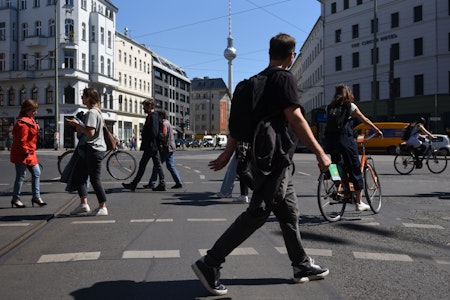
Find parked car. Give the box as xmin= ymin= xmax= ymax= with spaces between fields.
xmin=175 ymin=138 xmax=185 ymax=148
xmin=184 ymin=138 xmax=194 ymax=147
xmin=431 ymin=134 xmax=450 ymax=155
xmin=202 ymin=135 xmax=214 ymax=147
xmin=191 ymin=139 xmax=203 ymax=148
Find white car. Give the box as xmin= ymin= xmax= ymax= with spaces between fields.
xmin=432 ymin=134 xmax=450 ymax=155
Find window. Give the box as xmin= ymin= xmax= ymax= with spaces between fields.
xmin=100 ymin=56 xmax=104 ymax=74
xmin=128 ymin=54 xmax=131 ymax=66
xmin=46 ymin=86 xmax=53 ymax=104
xmin=123 ymin=52 xmax=127 ymax=64
xmin=414 ymin=38 xmax=423 ymax=56
xmin=31 ymin=87 xmax=38 ymax=101
xmin=391 ymin=12 xmax=399 ymax=28
xmin=48 ymin=50 xmax=54 ymax=69
xmin=0 ymin=53 xmax=5 ymax=71
xmin=22 ymin=53 xmax=28 ymax=70
xmin=100 ymin=27 xmax=104 ymax=45
xmin=81 ymin=53 xmax=86 ymax=71
xmin=81 ymin=0 xmax=87 ymax=9
xmin=35 ymin=21 xmax=42 ymax=36
xmin=0 ymin=88 xmax=3 ymax=106
xmin=352 ymin=52 xmax=359 ymax=68
xmin=64 ymin=51 xmax=74 ymax=69
xmin=107 ymin=58 xmax=111 ymax=76
xmin=33 ymin=0 xmax=40 ymax=8
xmin=20 ymin=88 xmax=26 ymax=102
xmin=391 ymin=43 xmax=399 ymax=60
xmin=335 ymin=56 xmax=342 ymax=71
xmin=107 ymin=31 xmax=111 ymax=48
xmin=34 ymin=52 xmax=41 ymax=69
xmin=81 ymin=23 xmax=86 ymax=41
xmin=20 ymin=0 xmax=27 ymax=10
xmin=352 ymin=24 xmax=359 ymax=39
xmin=91 ymin=25 xmax=95 ymax=42
xmin=414 ymin=74 xmax=424 ymax=96
xmin=118 ymin=50 xmax=121 ymax=62
xmin=335 ymin=29 xmax=341 ymax=43
xmin=49 ymin=19 xmax=55 ymax=37
xmin=331 ymin=2 xmax=336 ymax=14
xmin=413 ymin=5 xmax=422 ymax=22
xmin=357 ymin=0 xmax=362 ymax=5
xmin=22 ymin=23 xmax=28 ymax=39
xmin=65 ymin=0 xmax=74 ymax=6
xmin=118 ymin=72 xmax=121 ymax=84
xmin=65 ymin=19 xmax=74 ymax=42
xmin=9 ymin=88 xmax=15 ymax=106
xmin=371 ymin=18 xmax=378 ymax=34
xmin=352 ymin=84 xmax=360 ymax=101
xmin=91 ymin=55 xmax=95 ymax=72
xmin=343 ymin=0 xmax=349 ymax=10
xmin=0 ymin=22 xmax=5 ymax=41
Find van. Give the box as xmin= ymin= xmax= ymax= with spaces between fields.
xmin=202 ymin=135 xmax=214 ymax=147
xmin=216 ymin=134 xmax=228 ymax=147
xmin=353 ymin=122 xmax=409 ymax=155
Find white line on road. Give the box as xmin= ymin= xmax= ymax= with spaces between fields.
xmin=130 ymin=219 xmax=173 ymax=223
xmin=37 ymin=252 xmax=101 ymax=263
xmin=188 ymin=218 xmax=227 ymax=222
xmin=199 ymin=247 xmax=258 ymax=256
xmin=402 ymin=223 xmax=444 ymax=229
xmin=353 ymin=252 xmax=413 ymax=262
xmin=275 ymin=247 xmax=333 ymax=257
xmin=122 ymin=250 xmax=180 ymax=259
xmin=432 ymin=257 xmax=450 ymax=265
xmin=0 ymin=223 xmax=30 ymax=227
xmin=71 ymin=220 xmax=116 ymax=224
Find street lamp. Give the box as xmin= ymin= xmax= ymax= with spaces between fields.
xmin=54 ymin=0 xmax=59 ymax=150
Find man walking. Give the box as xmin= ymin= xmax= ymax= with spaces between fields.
xmin=122 ymin=98 xmax=165 ymax=191
xmin=191 ymin=33 xmax=331 ymax=296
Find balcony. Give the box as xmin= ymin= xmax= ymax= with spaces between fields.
xmin=24 ymin=36 xmax=48 ymax=48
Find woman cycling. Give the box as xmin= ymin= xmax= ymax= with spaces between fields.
xmin=324 ymin=84 xmax=382 ymax=212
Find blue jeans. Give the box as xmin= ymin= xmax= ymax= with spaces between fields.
xmin=77 ymin=146 xmax=107 ymax=204
xmin=219 ymin=153 xmax=237 ymax=195
xmin=13 ymin=163 xmax=41 ymax=201
xmin=150 ymin=151 xmax=182 ymax=186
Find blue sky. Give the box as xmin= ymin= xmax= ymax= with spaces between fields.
xmin=113 ymin=0 xmax=320 ymax=90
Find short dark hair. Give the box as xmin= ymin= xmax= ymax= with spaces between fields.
xmin=141 ymin=98 xmax=154 ymax=109
xmin=269 ymin=33 xmax=296 ymax=60
xmin=157 ymin=109 xmax=168 ymax=119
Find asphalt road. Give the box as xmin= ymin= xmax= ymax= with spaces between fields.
xmin=0 ymin=148 xmax=449 ymax=300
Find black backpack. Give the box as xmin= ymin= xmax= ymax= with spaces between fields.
xmin=324 ymin=103 xmax=351 ymax=135
xmin=401 ymin=124 xmax=413 ymax=140
xmin=228 ymin=67 xmax=284 ymax=142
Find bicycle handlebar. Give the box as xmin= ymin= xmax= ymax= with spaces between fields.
xmin=356 ymin=133 xmax=379 ymax=143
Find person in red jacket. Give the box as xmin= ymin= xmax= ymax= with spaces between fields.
xmin=10 ymin=99 xmax=46 ymax=208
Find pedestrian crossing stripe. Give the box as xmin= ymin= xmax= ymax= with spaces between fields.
xmin=275 ymin=247 xmax=333 ymax=257
xmin=402 ymin=223 xmax=444 ymax=229
xmin=353 ymin=252 xmax=413 ymax=262
xmin=37 ymin=252 xmax=101 ymax=263
xmin=122 ymin=250 xmax=180 ymax=259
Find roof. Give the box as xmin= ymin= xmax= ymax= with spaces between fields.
xmin=191 ymin=77 xmax=228 ymax=91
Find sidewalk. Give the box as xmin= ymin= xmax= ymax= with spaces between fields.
xmin=0 ymin=183 xmax=78 ymax=257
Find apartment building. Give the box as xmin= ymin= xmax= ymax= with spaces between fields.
xmin=301 ymin=0 xmax=450 ymax=137
xmin=0 ymin=0 xmax=118 ymax=149
xmin=190 ymin=77 xmax=230 ymax=137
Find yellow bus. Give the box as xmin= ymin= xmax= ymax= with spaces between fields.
xmin=353 ymin=122 xmax=409 ymax=155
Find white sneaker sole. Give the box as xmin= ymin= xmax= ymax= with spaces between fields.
xmin=293 ymin=269 xmax=330 ymax=283
xmin=191 ymin=262 xmax=228 ymax=296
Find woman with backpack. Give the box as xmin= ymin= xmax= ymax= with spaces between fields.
xmin=324 ymin=84 xmax=382 ymax=212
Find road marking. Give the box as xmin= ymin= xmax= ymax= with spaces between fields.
xmin=199 ymin=247 xmax=258 ymax=256
xmin=432 ymin=257 xmax=450 ymax=265
xmin=402 ymin=223 xmax=444 ymax=229
xmin=297 ymin=171 xmax=311 ymax=176
xmin=130 ymin=219 xmax=173 ymax=223
xmin=38 ymin=252 xmax=101 ymax=263
xmin=184 ymin=166 xmax=191 ymax=169
xmin=194 ymin=170 xmax=201 ymax=173
xmin=188 ymin=218 xmax=227 ymax=222
xmin=275 ymin=247 xmax=333 ymax=257
xmin=199 ymin=175 xmax=205 ymax=179
xmin=122 ymin=250 xmax=180 ymax=259
xmin=0 ymin=223 xmax=30 ymax=227
xmin=71 ymin=220 xmax=116 ymax=224
xmin=353 ymin=252 xmax=413 ymax=262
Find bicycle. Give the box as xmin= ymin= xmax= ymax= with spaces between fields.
xmin=317 ymin=134 xmax=382 ymax=222
xmin=393 ymin=139 xmax=447 ymax=175
xmin=58 ymin=147 xmax=137 ymax=180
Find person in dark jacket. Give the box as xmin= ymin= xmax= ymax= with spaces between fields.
xmin=122 ymin=98 xmax=165 ymax=191
xmin=10 ymin=99 xmax=46 ymax=208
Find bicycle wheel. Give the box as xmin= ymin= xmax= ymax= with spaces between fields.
xmin=317 ymin=172 xmax=346 ymax=222
xmin=58 ymin=150 xmax=75 ymax=175
xmin=107 ymin=150 xmax=137 ymax=180
xmin=426 ymin=150 xmax=447 ymax=174
xmin=394 ymin=153 xmax=415 ymax=175
xmin=363 ymin=163 xmax=381 ymax=213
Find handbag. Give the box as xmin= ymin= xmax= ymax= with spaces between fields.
xmin=103 ymin=124 xmax=117 ymax=151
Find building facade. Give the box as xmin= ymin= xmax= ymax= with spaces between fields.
xmin=0 ymin=0 xmax=118 ymax=149
xmin=190 ymin=77 xmax=230 ymax=137
xmin=304 ymin=0 xmax=450 ymax=136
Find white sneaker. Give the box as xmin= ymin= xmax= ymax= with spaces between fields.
xmin=217 ymin=192 xmax=232 ymax=198
xmin=70 ymin=204 xmax=91 ymax=215
xmin=89 ymin=207 xmax=108 ymax=216
xmin=355 ymin=202 xmax=370 ymax=211
xmin=233 ymin=195 xmax=249 ymax=203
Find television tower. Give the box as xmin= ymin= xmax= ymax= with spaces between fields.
xmin=224 ymin=0 xmax=236 ymax=95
